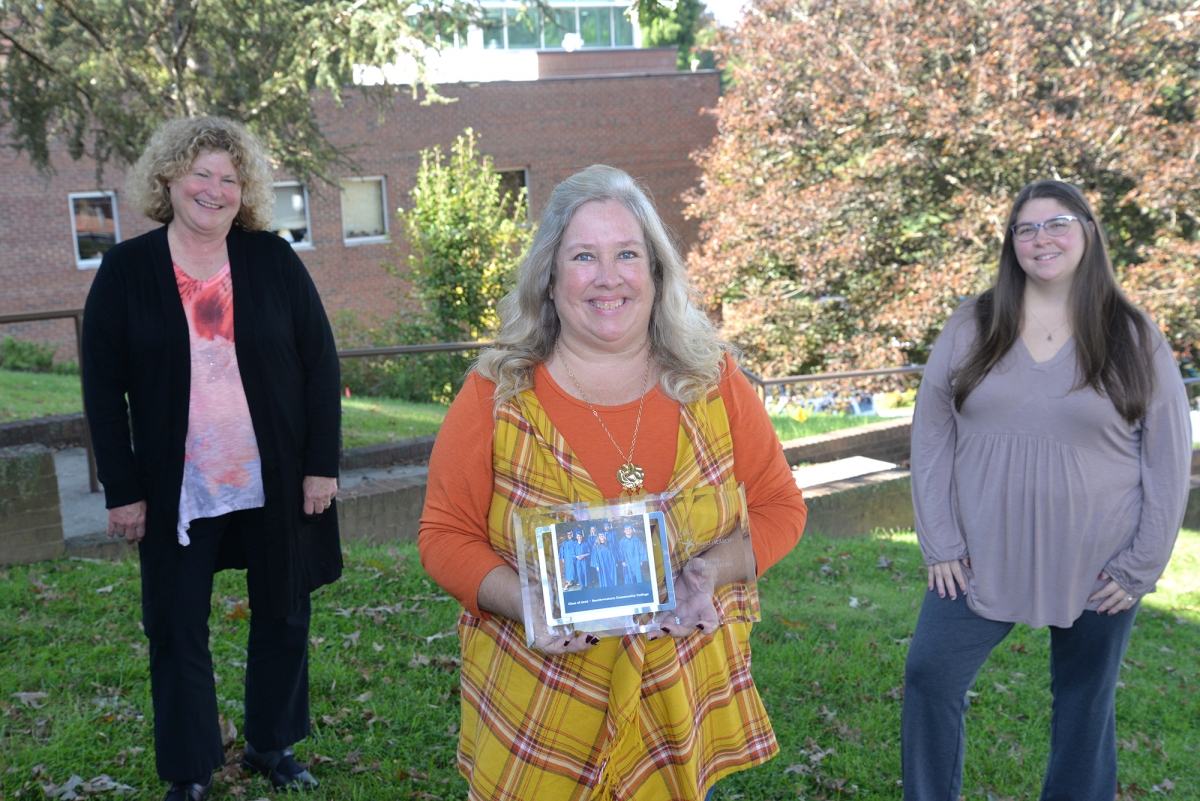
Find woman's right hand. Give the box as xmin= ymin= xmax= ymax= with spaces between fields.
xmin=927 ymin=557 xmax=970 ymax=599
xmin=107 ymin=501 xmax=147 ymax=542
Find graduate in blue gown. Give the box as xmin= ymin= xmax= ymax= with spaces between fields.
xmin=559 ymin=531 xmax=581 ymax=587
xmin=590 ymin=531 xmax=618 ymax=588
xmin=616 ymin=523 xmax=648 ymax=584
xmin=569 ymin=529 xmax=590 ymax=588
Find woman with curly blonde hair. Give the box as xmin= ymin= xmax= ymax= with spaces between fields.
xmin=420 ymin=165 xmax=808 ymax=800
xmin=83 ymin=116 xmax=342 ymax=801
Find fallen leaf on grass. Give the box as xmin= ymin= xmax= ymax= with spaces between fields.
xmin=343 ymin=750 xmax=361 ymax=765
xmin=219 ymin=715 xmax=237 ymax=748
xmin=876 ymin=555 xmax=893 ymax=569
xmin=424 ymin=629 xmax=457 ymax=645
xmin=1152 ymin=778 xmax=1175 ymax=793
xmin=11 ymin=692 xmax=48 ymax=708
xmin=342 ymin=630 xmax=361 ymax=649
xmin=409 ymin=653 xmax=432 ymax=668
xmin=40 ymin=774 xmax=135 ymax=798
xmin=993 ymin=682 xmax=1010 ymax=694
xmin=95 ymin=585 xmax=114 ymax=594
xmin=224 ymin=599 xmax=249 ymax=620
xmin=885 ymin=686 xmax=903 ymax=700
xmin=355 ymin=691 xmax=374 ymax=703
xmin=308 ymin=753 xmax=336 ymax=764
xmin=784 ymin=763 xmax=812 ymax=776
xmin=373 ymin=642 xmax=384 ymax=652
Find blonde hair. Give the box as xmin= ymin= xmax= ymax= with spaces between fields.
xmin=126 ymin=116 xmax=275 ymax=231
xmin=477 ymin=164 xmax=732 ymax=408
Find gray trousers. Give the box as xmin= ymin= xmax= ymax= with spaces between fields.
xmin=901 ymin=589 xmax=1138 ymax=801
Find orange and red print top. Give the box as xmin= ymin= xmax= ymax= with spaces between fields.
xmin=173 ymin=263 xmax=264 ymax=544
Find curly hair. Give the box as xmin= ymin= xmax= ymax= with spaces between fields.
xmin=126 ymin=116 xmax=275 ymax=231
xmin=476 ymin=164 xmax=733 ymax=409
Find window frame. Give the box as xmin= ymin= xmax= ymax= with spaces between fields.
xmin=495 ymin=167 xmax=531 ymax=220
xmin=270 ymin=181 xmax=314 ymax=250
xmin=479 ymin=2 xmax=638 ymax=50
xmin=339 ymin=176 xmax=391 ymax=246
xmin=68 ymin=190 xmax=121 ymax=270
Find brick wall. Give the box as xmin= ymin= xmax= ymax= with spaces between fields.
xmin=0 ymin=71 xmax=721 ymax=357
xmin=0 ymin=444 xmax=65 ymax=564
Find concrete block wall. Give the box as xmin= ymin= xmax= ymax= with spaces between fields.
xmin=0 ymin=444 xmax=65 ymax=564
xmin=782 ymin=418 xmax=912 ymax=468
xmin=0 ymin=412 xmax=88 ymax=449
xmin=336 ymin=474 xmax=427 ymax=544
xmin=800 ymin=469 xmax=914 ymax=540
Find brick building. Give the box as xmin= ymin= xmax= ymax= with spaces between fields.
xmin=0 ymin=47 xmax=720 ymax=358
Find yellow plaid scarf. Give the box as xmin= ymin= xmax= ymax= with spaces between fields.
xmin=456 ymin=384 xmax=777 ymax=800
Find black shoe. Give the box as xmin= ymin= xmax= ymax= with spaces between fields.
xmin=242 ymin=742 xmax=319 ymax=792
xmin=163 ymin=775 xmax=213 ymax=801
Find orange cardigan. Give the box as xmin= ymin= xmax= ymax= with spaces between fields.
xmin=418 ymin=359 xmax=806 ymax=617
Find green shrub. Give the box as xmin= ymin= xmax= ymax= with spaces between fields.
xmin=0 ymin=336 xmax=76 ymax=374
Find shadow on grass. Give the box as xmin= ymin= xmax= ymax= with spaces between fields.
xmin=2 ymin=532 xmax=1197 ymax=799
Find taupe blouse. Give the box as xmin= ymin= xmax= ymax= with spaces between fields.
xmin=911 ymin=301 xmax=1192 ymax=628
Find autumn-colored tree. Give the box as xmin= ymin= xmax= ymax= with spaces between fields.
xmin=686 ymin=0 xmax=1200 ymax=378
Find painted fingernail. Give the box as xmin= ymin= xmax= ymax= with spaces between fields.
xmin=662 ymin=627 xmax=672 ymax=635
xmin=696 ymin=623 xmax=705 ymax=631
xmin=563 ymin=639 xmax=571 ymax=646
xmin=586 ymin=636 xmax=599 ymax=644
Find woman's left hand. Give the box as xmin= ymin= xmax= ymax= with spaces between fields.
xmin=648 ymin=557 xmax=721 ymax=641
xmin=1089 ymin=571 xmax=1139 ymax=615
xmin=303 ymin=475 xmax=338 ymax=515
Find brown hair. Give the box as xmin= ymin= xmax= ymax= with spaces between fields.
xmin=952 ymin=180 xmax=1156 ymax=423
xmin=126 ymin=116 xmax=275 ymax=231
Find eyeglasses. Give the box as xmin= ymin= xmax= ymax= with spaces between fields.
xmin=1011 ymin=215 xmax=1080 ymax=242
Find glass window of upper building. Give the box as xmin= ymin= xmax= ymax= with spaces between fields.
xmin=478 ymin=1 xmax=637 ymax=50
xmin=423 ymin=1 xmax=638 ymax=51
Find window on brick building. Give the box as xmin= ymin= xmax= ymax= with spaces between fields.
xmin=340 ymin=177 xmax=389 ymax=244
xmin=497 ymin=168 xmax=529 ymax=219
xmin=69 ymin=191 xmax=120 ymax=269
xmin=269 ymin=183 xmax=312 ymax=248
xmin=479 ymin=2 xmax=635 ymax=49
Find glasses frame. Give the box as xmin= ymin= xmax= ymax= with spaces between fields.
xmin=1011 ymin=215 xmax=1081 ymax=242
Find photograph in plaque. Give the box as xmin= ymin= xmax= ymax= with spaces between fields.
xmin=535 ymin=512 xmax=675 ymax=627
xmin=512 ymin=485 xmax=759 ymax=647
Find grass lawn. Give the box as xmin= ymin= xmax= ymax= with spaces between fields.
xmin=0 ymin=370 xmax=83 ymax=420
xmin=769 ymin=412 xmax=893 ymax=442
xmin=3 ymin=530 xmax=1197 ymax=799
xmin=340 ymin=397 xmax=448 ymax=449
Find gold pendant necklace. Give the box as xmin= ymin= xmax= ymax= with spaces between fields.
xmin=556 ymin=343 xmax=651 ymax=494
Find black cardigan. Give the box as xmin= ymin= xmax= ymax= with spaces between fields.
xmin=82 ymin=225 xmax=342 ymax=632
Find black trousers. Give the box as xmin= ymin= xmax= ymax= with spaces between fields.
xmin=147 ymin=508 xmax=311 ymax=782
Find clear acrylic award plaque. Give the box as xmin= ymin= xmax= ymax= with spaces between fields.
xmin=511 ymin=484 xmax=759 ymax=647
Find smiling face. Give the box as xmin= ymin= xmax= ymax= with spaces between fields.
xmin=168 ymin=150 xmax=242 ymax=238
xmin=623 ymin=525 xmax=633 ymax=538
xmin=1012 ymin=198 xmax=1089 ymax=289
xmin=550 ymin=199 xmax=655 ymax=355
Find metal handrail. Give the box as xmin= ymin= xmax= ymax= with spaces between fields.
xmin=0 ymin=308 xmax=98 ymax=492
xmin=337 ymin=340 xmax=493 ymax=358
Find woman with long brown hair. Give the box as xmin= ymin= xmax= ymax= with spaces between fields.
xmin=902 ymin=180 xmax=1191 ymax=800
